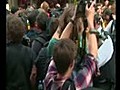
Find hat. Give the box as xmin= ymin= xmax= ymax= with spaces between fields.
xmin=104 ymin=8 xmax=112 ymax=15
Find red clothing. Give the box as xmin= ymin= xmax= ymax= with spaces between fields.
xmin=44 ymin=54 xmax=99 ymax=90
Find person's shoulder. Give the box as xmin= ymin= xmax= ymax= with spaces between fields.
xmin=22 ymin=44 xmax=34 ymax=52
xmin=50 ymin=38 xmax=59 ymax=43
xmin=22 ymin=45 xmax=36 ymax=57
xmin=47 ymin=38 xmax=59 ymax=49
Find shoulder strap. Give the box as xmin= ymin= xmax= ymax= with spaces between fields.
xmin=62 ymin=78 xmax=76 ymax=90
xmin=110 ymin=20 xmax=115 ymax=34
xmin=34 ymin=34 xmax=47 ymax=45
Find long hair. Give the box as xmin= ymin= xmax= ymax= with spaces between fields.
xmin=59 ymin=4 xmax=84 ymax=42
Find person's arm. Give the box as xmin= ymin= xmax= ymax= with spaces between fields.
xmin=47 ymin=5 xmax=77 ymax=56
xmin=52 ymin=5 xmax=77 ymax=39
xmin=52 ymin=26 xmax=62 ymax=40
xmin=60 ymin=5 xmax=77 ymax=39
xmin=86 ymin=2 xmax=98 ymax=58
xmin=74 ymin=2 xmax=99 ymax=89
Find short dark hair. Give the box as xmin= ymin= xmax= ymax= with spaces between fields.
xmin=53 ymin=39 xmax=77 ymax=75
xmin=27 ymin=9 xmax=39 ymax=27
xmin=11 ymin=6 xmax=19 ymax=14
xmin=6 ymin=14 xmax=25 ymax=44
xmin=94 ymin=14 xmax=101 ymax=25
xmin=36 ymin=11 xmax=48 ymax=30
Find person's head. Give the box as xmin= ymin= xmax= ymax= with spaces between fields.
xmin=26 ymin=6 xmax=34 ymax=14
xmin=55 ymin=3 xmax=61 ymax=8
xmin=27 ymin=9 xmax=39 ymax=27
xmin=40 ymin=1 xmax=50 ymax=12
xmin=19 ymin=4 xmax=26 ymax=10
xmin=6 ymin=14 xmax=25 ymax=44
xmin=53 ymin=39 xmax=77 ymax=76
xmin=11 ymin=6 xmax=19 ymax=14
xmin=104 ymin=0 xmax=109 ymax=6
xmin=95 ymin=3 xmax=103 ymax=15
xmin=48 ymin=18 xmax=59 ymax=37
xmin=36 ymin=11 xmax=48 ymax=30
xmin=94 ymin=14 xmax=102 ymax=29
xmin=103 ymin=8 xmax=112 ymax=21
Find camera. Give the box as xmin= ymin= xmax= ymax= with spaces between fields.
xmin=76 ymin=0 xmax=94 ymax=18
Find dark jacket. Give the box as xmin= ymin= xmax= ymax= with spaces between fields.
xmin=31 ymin=31 xmax=50 ymax=56
xmin=6 ymin=43 xmax=36 ymax=90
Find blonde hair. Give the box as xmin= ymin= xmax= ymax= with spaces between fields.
xmin=40 ymin=1 xmax=49 ymax=12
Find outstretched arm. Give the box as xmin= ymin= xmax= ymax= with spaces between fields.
xmin=60 ymin=5 xmax=77 ymax=39
xmin=52 ymin=5 xmax=77 ymax=40
xmin=86 ymin=2 xmax=98 ymax=58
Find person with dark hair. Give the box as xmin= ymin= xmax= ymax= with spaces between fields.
xmin=93 ymin=2 xmax=116 ymax=90
xmin=29 ymin=10 xmax=53 ymax=90
xmin=102 ymin=8 xmax=113 ymax=28
xmin=36 ymin=12 xmax=48 ymax=31
xmin=44 ymin=1 xmax=99 ymax=90
xmin=10 ymin=6 xmax=19 ymax=14
xmin=21 ymin=9 xmax=39 ymax=47
xmin=6 ymin=14 xmax=36 ymax=90
xmin=27 ymin=9 xmax=39 ymax=28
xmin=95 ymin=3 xmax=103 ymax=16
xmin=31 ymin=11 xmax=50 ymax=55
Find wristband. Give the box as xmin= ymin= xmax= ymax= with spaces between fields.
xmin=89 ymin=29 xmax=99 ymax=35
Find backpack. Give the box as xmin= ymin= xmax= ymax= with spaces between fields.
xmin=22 ymin=30 xmax=39 ymax=47
xmin=48 ymin=78 xmax=76 ymax=90
xmin=61 ymin=78 xmax=76 ymax=90
xmin=49 ymin=78 xmax=103 ymax=90
xmin=35 ymin=41 xmax=51 ymax=90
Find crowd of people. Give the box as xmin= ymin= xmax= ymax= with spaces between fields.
xmin=6 ymin=0 xmax=116 ymax=90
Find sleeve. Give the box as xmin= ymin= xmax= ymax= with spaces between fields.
xmin=47 ymin=38 xmax=59 ymax=57
xmin=97 ymin=35 xmax=114 ymax=68
xmin=74 ymin=54 xmax=98 ymax=90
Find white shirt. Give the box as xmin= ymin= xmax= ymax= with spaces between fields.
xmin=97 ymin=35 xmax=114 ymax=68
xmin=95 ymin=21 xmax=114 ymax=68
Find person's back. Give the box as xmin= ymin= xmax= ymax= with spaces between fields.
xmin=6 ymin=14 xmax=36 ymax=90
xmin=31 ymin=11 xmax=50 ymax=55
xmin=6 ymin=44 xmax=36 ymax=90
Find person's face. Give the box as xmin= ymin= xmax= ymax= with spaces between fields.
xmin=105 ymin=15 xmax=110 ymax=21
xmin=105 ymin=0 xmax=109 ymax=6
xmin=97 ymin=6 xmax=102 ymax=15
xmin=94 ymin=22 xmax=101 ymax=29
